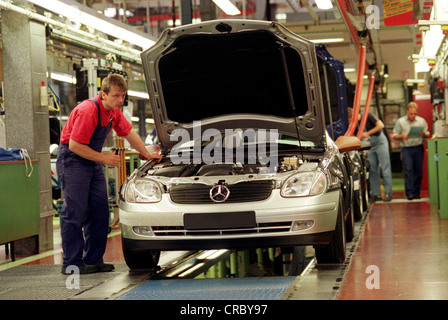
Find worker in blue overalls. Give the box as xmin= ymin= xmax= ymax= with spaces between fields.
xmin=57 ymin=74 xmax=161 ymax=274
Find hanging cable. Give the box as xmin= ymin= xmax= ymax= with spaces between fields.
xmin=357 ymin=72 xmax=375 ymax=139
xmin=48 ymin=83 xmax=62 ymax=112
xmin=345 ymin=43 xmax=366 ymax=136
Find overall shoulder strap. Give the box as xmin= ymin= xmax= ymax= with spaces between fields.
xmin=89 ymin=98 xmax=102 ymax=126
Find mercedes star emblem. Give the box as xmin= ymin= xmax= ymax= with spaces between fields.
xmin=209 ymin=184 xmax=230 ymax=203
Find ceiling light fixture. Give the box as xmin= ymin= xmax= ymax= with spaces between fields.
xmin=49 ymin=71 xmax=76 ymax=84
xmin=27 ymin=0 xmax=155 ymax=50
xmin=315 ymin=0 xmax=333 ymax=10
xmin=309 ymin=37 xmax=344 ymax=43
xmin=212 ymin=0 xmax=241 ymax=15
xmin=405 ymin=79 xmax=426 ymax=86
xmin=128 ymin=90 xmax=149 ymax=99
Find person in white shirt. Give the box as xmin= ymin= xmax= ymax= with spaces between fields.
xmin=392 ymin=102 xmax=430 ymax=200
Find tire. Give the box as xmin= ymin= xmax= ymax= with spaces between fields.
xmin=315 ymin=194 xmax=346 ymax=264
xmin=122 ymin=238 xmax=161 ymax=270
xmin=344 ymin=175 xmax=355 ymax=242
xmin=353 ymin=188 xmax=364 ymax=221
xmin=345 ymin=199 xmax=355 ymax=243
xmin=360 ymin=160 xmax=369 ymax=212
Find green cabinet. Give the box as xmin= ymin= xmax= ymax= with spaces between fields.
xmin=427 ymin=138 xmax=448 ymax=219
xmin=0 ymin=161 xmax=40 ymax=245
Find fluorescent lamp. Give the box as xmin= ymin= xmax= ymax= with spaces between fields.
xmin=131 ymin=117 xmax=155 ymax=124
xmin=27 ymin=0 xmax=155 ymax=49
xmin=50 ymin=71 xmax=76 ymax=84
xmin=103 ymin=8 xmax=134 ymax=18
xmin=344 ymin=68 xmax=356 ymax=73
xmin=212 ymin=0 xmax=241 ymax=15
xmin=405 ymin=79 xmax=426 ymax=85
xmin=422 ymin=24 xmax=444 ymax=57
xmin=178 ymin=263 xmax=205 ymax=277
xmin=128 ymin=90 xmax=149 ymax=99
xmin=315 ymin=0 xmax=333 ymax=10
xmin=205 ymin=249 xmax=229 ymax=260
xmin=167 ymin=18 xmax=202 ymax=26
xmin=415 ymin=51 xmax=431 ymax=73
xmin=310 ymin=37 xmax=344 ymax=43
xmin=196 ymin=250 xmax=219 ymax=260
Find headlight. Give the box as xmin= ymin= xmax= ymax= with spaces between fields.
xmin=124 ymin=178 xmax=162 ymax=203
xmin=281 ymin=171 xmax=327 ymax=197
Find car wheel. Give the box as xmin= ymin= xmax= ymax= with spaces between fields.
xmin=360 ymin=164 xmax=369 ymax=213
xmin=122 ymin=238 xmax=161 ymax=270
xmin=314 ymin=193 xmax=346 ymax=264
xmin=345 ymin=199 xmax=355 ymax=243
xmin=344 ymin=175 xmax=355 ymax=242
xmin=353 ymin=188 xmax=364 ymax=221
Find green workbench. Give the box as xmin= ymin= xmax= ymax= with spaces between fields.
xmin=0 ymin=160 xmax=40 ymax=260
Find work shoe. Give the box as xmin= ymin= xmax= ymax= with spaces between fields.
xmin=383 ymin=194 xmax=392 ymax=202
xmin=61 ymin=264 xmax=98 ymax=275
xmin=96 ymin=263 xmax=115 ymax=272
xmin=372 ymin=195 xmax=382 ymax=202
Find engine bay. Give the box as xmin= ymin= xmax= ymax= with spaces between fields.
xmin=142 ymin=155 xmax=321 ymax=178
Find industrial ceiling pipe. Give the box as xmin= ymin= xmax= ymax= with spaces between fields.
xmin=345 ymin=43 xmax=366 ymax=136
xmin=357 ymin=72 xmax=375 ymax=139
xmin=335 ymin=0 xmax=371 ymax=137
xmin=0 ymin=0 xmax=142 ymax=62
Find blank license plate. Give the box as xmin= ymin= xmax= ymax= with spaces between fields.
xmin=184 ymin=211 xmax=256 ymax=230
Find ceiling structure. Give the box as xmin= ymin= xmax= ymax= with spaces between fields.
xmin=83 ymin=0 xmax=420 ymax=85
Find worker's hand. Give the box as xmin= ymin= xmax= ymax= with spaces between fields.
xmin=402 ymin=133 xmax=409 ymax=140
xmin=103 ymin=153 xmax=121 ymax=167
xmin=361 ymin=132 xmax=370 ymax=139
xmin=139 ymin=145 xmax=162 ymax=162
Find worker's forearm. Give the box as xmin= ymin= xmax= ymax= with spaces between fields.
xmin=69 ymin=139 xmax=106 ymax=162
xmin=69 ymin=139 xmax=119 ymax=166
xmin=125 ymin=129 xmax=150 ymax=157
xmin=393 ymin=134 xmax=406 ymax=140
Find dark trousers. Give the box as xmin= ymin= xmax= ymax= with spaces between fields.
xmin=401 ymin=145 xmax=424 ymax=197
xmin=57 ymin=146 xmax=110 ymax=268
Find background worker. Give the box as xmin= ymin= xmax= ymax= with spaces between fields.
xmin=392 ymin=102 xmax=430 ymax=200
xmin=348 ymin=108 xmax=393 ymax=202
xmin=57 ymin=74 xmax=161 ymax=274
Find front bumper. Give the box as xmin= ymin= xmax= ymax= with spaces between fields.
xmin=120 ymin=189 xmax=339 ymax=250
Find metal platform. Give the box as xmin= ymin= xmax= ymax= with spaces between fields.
xmin=117 ymin=277 xmax=297 ymax=300
xmin=0 ymin=203 xmax=370 ymax=301
xmin=0 ymin=263 xmax=130 ymax=300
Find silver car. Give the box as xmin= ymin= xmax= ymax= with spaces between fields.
xmin=119 ymin=19 xmax=360 ymax=270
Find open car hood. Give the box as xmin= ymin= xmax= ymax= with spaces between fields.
xmin=141 ymin=19 xmax=327 ymax=153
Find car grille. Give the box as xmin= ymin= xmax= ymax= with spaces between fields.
xmin=169 ymin=180 xmax=274 ymax=204
xmin=152 ymin=222 xmax=292 ymax=236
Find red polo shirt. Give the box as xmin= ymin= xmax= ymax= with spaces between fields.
xmin=60 ymin=96 xmax=132 ymax=145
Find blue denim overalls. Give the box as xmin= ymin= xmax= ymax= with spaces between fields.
xmin=56 ymin=99 xmax=112 ymax=269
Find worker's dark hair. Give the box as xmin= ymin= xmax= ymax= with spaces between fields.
xmin=101 ymin=73 xmax=127 ymax=94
